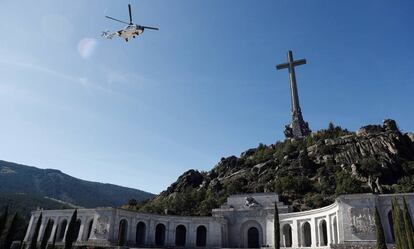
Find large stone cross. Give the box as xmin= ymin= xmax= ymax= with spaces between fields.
xmin=276 ymin=50 xmax=306 ymax=114
xmin=276 ymin=50 xmax=311 ymax=138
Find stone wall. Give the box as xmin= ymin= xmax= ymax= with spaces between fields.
xmin=331 ymin=243 xmax=395 ymax=249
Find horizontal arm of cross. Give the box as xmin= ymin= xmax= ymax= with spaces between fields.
xmin=276 ymin=59 xmax=307 ymax=70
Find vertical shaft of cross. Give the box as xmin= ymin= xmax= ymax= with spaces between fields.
xmin=287 ymin=51 xmax=301 ymax=114
xmin=276 ymin=50 xmax=310 ymax=138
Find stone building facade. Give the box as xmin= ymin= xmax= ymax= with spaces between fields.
xmin=23 ymin=193 xmax=414 ymax=248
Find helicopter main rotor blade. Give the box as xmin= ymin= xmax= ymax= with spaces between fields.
xmin=142 ymin=26 xmax=159 ymax=30
xmin=128 ymin=4 xmax=133 ymax=24
xmin=105 ymin=16 xmax=130 ymax=25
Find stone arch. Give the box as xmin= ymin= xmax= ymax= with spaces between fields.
xmin=118 ymin=219 xmax=128 ymax=246
xmin=40 ymin=219 xmax=54 ymax=247
xmin=57 ymin=219 xmax=67 ymax=241
xmin=282 ymin=224 xmax=292 ymax=247
xmin=155 ymin=223 xmax=166 ymax=246
xmin=388 ymin=210 xmax=395 ymax=242
xmin=240 ymin=220 xmax=263 ymax=248
xmin=318 ymin=219 xmax=328 ymax=246
xmin=301 ymin=222 xmax=312 ymax=247
xmin=175 ymin=224 xmax=187 ymax=247
xmin=332 ymin=216 xmax=338 ymax=244
xmin=248 ymin=227 xmax=260 ymax=248
xmin=196 ymin=225 xmax=207 ymax=247
xmin=136 ymin=221 xmax=146 ymax=246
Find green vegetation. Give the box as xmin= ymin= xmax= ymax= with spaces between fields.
xmin=402 ymin=198 xmax=414 ymax=249
xmin=65 ymin=210 xmax=77 ymax=249
xmin=274 ymin=203 xmax=280 ymax=249
xmin=0 ymin=206 xmax=8 ymax=236
xmin=30 ymin=213 xmax=42 ymax=249
xmin=0 ymin=160 xmax=154 ymax=208
xmin=374 ymin=205 xmax=387 ymax=249
xmin=128 ymin=121 xmax=414 ymax=215
xmin=392 ymin=198 xmax=408 ymax=249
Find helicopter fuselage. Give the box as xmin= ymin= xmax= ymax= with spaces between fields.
xmin=119 ymin=25 xmax=144 ymax=41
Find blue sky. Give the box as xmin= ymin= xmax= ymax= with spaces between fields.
xmin=0 ymin=0 xmax=413 ymax=194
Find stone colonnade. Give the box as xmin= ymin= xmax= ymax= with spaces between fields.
xmin=23 ymin=208 xmax=226 ymax=248
xmin=278 ymin=202 xmax=339 ymax=248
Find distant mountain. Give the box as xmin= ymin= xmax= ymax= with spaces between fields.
xmin=0 ymin=160 xmax=154 ymax=208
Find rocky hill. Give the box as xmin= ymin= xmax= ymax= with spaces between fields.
xmin=134 ymin=119 xmax=414 ymax=216
xmin=0 ymin=160 xmax=154 ymax=208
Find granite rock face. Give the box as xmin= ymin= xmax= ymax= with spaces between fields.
xmin=142 ymin=119 xmax=414 ymax=214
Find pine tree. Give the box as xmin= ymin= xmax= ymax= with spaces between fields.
xmin=30 ymin=213 xmax=42 ymax=249
xmin=4 ymin=213 xmax=19 ymax=249
xmin=402 ymin=197 xmax=414 ymax=249
xmin=374 ymin=205 xmax=387 ymax=249
xmin=392 ymin=198 xmax=408 ymax=249
xmin=64 ymin=209 xmax=77 ymax=249
xmin=274 ymin=202 xmax=280 ymax=249
xmin=0 ymin=205 xmax=9 ymax=236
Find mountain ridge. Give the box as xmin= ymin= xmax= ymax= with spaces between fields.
xmin=0 ymin=160 xmax=154 ymax=209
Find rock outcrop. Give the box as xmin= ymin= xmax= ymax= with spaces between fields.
xmin=139 ymin=119 xmax=414 ymax=214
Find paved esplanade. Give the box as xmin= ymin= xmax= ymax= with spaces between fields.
xmin=276 ymin=50 xmax=311 ymax=138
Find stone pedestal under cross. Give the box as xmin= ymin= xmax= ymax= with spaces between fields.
xmin=276 ymin=50 xmax=311 ymax=138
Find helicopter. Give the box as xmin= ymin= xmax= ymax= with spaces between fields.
xmin=102 ymin=4 xmax=158 ymax=42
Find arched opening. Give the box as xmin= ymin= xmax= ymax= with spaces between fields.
xmin=136 ymin=221 xmax=146 ymax=246
xmin=388 ymin=210 xmax=395 ymax=242
xmin=247 ymin=227 xmax=260 ymax=248
xmin=282 ymin=224 xmax=292 ymax=247
xmin=74 ymin=219 xmax=82 ymax=242
xmin=86 ymin=219 xmax=93 ymax=240
xmin=332 ymin=217 xmax=338 ymax=244
xmin=302 ymin=222 xmax=312 ymax=247
xmin=155 ymin=223 xmax=166 ymax=246
xmin=57 ymin=220 xmax=67 ymax=241
xmin=319 ymin=220 xmax=328 ymax=246
xmin=40 ymin=219 xmax=54 ymax=248
xmin=175 ymin=225 xmax=187 ymax=247
xmin=196 ymin=225 xmax=207 ymax=247
xmin=118 ymin=219 xmax=128 ymax=246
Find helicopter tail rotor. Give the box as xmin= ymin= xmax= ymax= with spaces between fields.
xmin=142 ymin=26 xmax=159 ymax=30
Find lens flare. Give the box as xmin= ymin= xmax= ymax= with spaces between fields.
xmin=78 ymin=38 xmax=97 ymax=59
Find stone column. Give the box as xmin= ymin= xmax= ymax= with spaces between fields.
xmin=37 ymin=219 xmax=47 ymax=242
xmin=188 ymin=223 xmax=195 ymax=247
xmin=62 ymin=221 xmax=70 ymax=242
xmin=76 ymin=217 xmax=86 ymax=241
xmin=326 ymin=216 xmax=331 ymax=246
xmin=167 ymin=221 xmax=175 ymax=247
xmin=24 ymin=215 xmax=35 ymax=242
xmin=311 ymin=217 xmax=317 ymax=247
xmin=147 ymin=219 xmax=155 ymax=246
xmin=48 ymin=221 xmax=58 ymax=243
xmin=130 ymin=217 xmax=137 ymax=246
xmin=291 ymin=220 xmax=299 ymax=247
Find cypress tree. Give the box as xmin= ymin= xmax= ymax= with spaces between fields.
xmin=374 ymin=205 xmax=387 ymax=249
xmin=4 ymin=213 xmax=19 ymax=249
xmin=402 ymin=197 xmax=414 ymax=249
xmin=0 ymin=206 xmax=9 ymax=236
xmin=64 ymin=209 xmax=77 ymax=249
xmin=40 ymin=220 xmax=53 ymax=249
xmin=30 ymin=213 xmax=42 ymax=249
xmin=392 ymin=198 xmax=408 ymax=249
xmin=274 ymin=202 xmax=280 ymax=249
